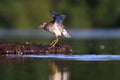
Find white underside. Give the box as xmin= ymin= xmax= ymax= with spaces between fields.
xmin=49 ymin=23 xmax=62 ymax=37
xmin=49 ymin=22 xmax=71 ymax=38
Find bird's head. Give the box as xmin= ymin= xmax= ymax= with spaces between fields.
xmin=39 ymin=22 xmax=47 ymax=28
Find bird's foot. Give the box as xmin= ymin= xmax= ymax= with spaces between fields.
xmin=47 ymin=45 xmax=55 ymax=49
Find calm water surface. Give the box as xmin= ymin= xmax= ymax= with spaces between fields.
xmin=0 ymin=55 xmax=120 ymax=80
xmin=0 ymin=29 xmax=120 ymax=80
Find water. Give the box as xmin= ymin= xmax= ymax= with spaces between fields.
xmin=1 ymin=29 xmax=120 ymax=80
xmin=0 ymin=54 xmax=120 ymax=80
xmin=12 ymin=54 xmax=120 ymax=61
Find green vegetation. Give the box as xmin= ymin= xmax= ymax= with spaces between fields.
xmin=0 ymin=0 xmax=120 ymax=29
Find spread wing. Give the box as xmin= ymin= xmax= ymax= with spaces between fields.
xmin=50 ymin=10 xmax=55 ymax=17
xmin=50 ymin=10 xmax=66 ymax=24
xmin=55 ymin=14 xmax=66 ymax=24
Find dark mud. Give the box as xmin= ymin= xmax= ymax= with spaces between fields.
xmin=0 ymin=42 xmax=72 ymax=55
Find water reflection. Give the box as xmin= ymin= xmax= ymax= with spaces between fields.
xmin=0 ymin=56 xmax=70 ymax=80
xmin=1 ymin=55 xmax=120 ymax=80
xmin=49 ymin=61 xmax=69 ymax=80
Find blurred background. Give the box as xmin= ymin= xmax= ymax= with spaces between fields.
xmin=0 ymin=0 xmax=120 ymax=28
xmin=0 ymin=0 xmax=120 ymax=54
xmin=1 ymin=1 xmax=120 ymax=80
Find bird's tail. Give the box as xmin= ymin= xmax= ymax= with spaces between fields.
xmin=62 ymin=29 xmax=71 ymax=38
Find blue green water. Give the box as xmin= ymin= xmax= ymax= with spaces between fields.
xmin=0 ymin=54 xmax=120 ymax=80
xmin=0 ymin=29 xmax=120 ymax=80
xmin=0 ymin=38 xmax=119 ymax=80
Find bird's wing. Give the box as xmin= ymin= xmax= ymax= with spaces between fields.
xmin=55 ymin=14 xmax=66 ymax=24
xmin=50 ymin=10 xmax=55 ymax=17
xmin=50 ymin=10 xmax=66 ymax=25
xmin=62 ymin=29 xmax=71 ymax=38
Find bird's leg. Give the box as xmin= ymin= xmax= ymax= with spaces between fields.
xmin=50 ymin=39 xmax=56 ymax=46
xmin=49 ymin=37 xmax=59 ymax=48
xmin=51 ymin=37 xmax=58 ymax=47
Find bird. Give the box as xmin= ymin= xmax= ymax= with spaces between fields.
xmin=40 ymin=10 xmax=71 ymax=48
